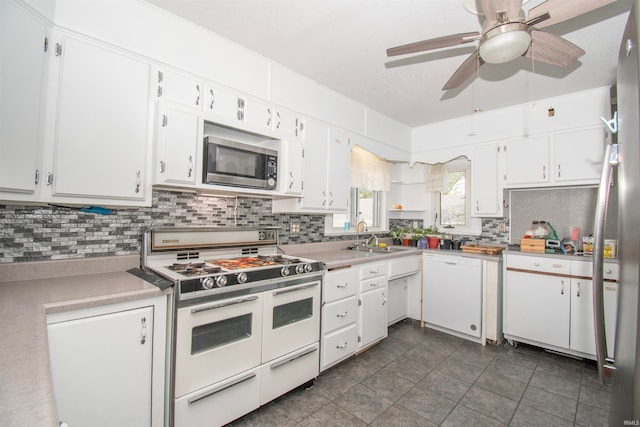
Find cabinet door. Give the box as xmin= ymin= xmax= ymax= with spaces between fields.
xmin=274 ymin=108 xmax=304 ymax=140
xmin=553 ymin=128 xmax=605 ymax=184
xmin=472 ymin=142 xmax=503 ymax=217
xmin=203 ymin=83 xmax=241 ymax=123
xmin=48 ymin=306 xmax=154 ymax=427
xmin=51 ymin=36 xmax=151 ymax=202
xmin=504 ymin=270 xmax=570 ymax=348
xmin=359 ymin=287 xmax=388 ymax=348
xmin=155 ymin=103 xmax=199 ymax=185
xmin=0 ymin=1 xmax=47 ymax=195
xmin=280 ymin=138 xmax=303 ymax=195
xmin=504 ymin=136 xmax=550 ymax=187
xmin=570 ymin=279 xmax=618 ymax=358
xmin=243 ymin=96 xmax=273 ymax=133
xmin=326 ymin=127 xmax=350 ymax=211
xmin=157 ymin=69 xmax=202 ymax=109
xmin=387 ymin=277 xmax=408 ymax=325
xmin=300 ymin=120 xmax=329 ymax=209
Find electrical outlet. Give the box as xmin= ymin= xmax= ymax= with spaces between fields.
xmin=412 ymin=221 xmax=419 ymax=229
xmin=498 ymin=222 xmax=506 ymax=232
xmin=290 ymin=222 xmax=300 ymax=234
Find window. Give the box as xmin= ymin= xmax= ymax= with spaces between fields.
xmin=435 ymin=160 xmax=481 ymax=234
xmin=332 ymin=188 xmax=383 ymax=230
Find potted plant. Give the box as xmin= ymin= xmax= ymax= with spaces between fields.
xmin=423 ymin=225 xmax=441 ymax=249
xmin=390 ymin=226 xmax=406 ymax=245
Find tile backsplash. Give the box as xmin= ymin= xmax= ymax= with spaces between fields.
xmin=1 ymin=190 xmax=509 ymax=263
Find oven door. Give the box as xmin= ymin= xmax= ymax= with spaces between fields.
xmin=262 ymin=280 xmax=321 ymax=362
xmin=175 ymin=293 xmax=263 ymax=398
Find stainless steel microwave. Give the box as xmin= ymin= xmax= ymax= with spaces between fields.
xmin=203 ymin=136 xmax=278 ymax=190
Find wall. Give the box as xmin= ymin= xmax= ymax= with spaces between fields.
xmin=0 ymin=190 xmax=354 ymax=263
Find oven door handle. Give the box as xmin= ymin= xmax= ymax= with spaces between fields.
xmin=187 ymin=372 xmax=257 ymax=405
xmin=272 ymin=282 xmax=319 ymax=296
xmin=190 ymin=295 xmax=259 ymax=314
xmin=270 ymin=346 xmax=318 ymax=370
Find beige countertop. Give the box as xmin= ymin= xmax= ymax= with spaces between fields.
xmin=0 ymin=255 xmax=171 ymax=427
xmin=281 ymin=240 xmax=502 ymax=269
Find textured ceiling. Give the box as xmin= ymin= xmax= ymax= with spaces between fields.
xmin=144 ymin=0 xmax=633 ymax=128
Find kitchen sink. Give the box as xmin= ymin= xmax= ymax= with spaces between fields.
xmin=346 ymin=245 xmax=416 ymax=254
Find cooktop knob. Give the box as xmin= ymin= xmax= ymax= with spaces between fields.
xmin=295 ymin=264 xmax=305 ymax=274
xmin=236 ymin=272 xmax=248 ymax=284
xmin=201 ymin=277 xmax=215 ymax=290
xmin=281 ymin=266 xmax=290 ymax=277
xmin=304 ymin=263 xmax=313 ymax=273
xmin=215 ymin=275 xmax=228 ymax=287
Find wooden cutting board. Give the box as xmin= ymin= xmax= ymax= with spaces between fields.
xmin=460 ymin=245 xmax=504 ymax=255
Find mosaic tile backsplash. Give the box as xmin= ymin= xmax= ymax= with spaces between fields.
xmin=1 ymin=190 xmax=508 ymax=263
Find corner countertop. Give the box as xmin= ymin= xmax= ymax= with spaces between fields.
xmin=0 ymin=255 xmax=171 ymax=427
xmin=281 ymin=240 xmax=502 ymax=269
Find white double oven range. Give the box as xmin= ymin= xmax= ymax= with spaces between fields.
xmin=142 ymin=227 xmax=323 ymax=427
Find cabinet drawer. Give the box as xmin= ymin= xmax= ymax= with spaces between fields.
xmin=321 ymin=324 xmax=357 ymax=371
xmin=360 ymin=262 xmax=387 ymax=280
xmin=260 ymin=343 xmax=319 ymax=404
xmin=506 ymin=255 xmax=570 ymax=275
xmin=174 ymin=367 xmax=261 ymax=427
xmin=322 ymin=296 xmax=357 ymax=333
xmin=324 ymin=267 xmax=358 ymax=302
xmin=360 ymin=276 xmax=386 ymax=292
xmin=388 ymin=255 xmax=420 ymax=279
xmin=571 ymin=260 xmax=619 ymax=281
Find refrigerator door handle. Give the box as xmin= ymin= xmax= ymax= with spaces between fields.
xmin=593 ymin=142 xmax=618 ymax=385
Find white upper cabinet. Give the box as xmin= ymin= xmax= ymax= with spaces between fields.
xmin=552 ymin=127 xmax=605 ymax=184
xmin=203 ymin=82 xmax=243 ymax=124
xmin=242 ymin=95 xmax=273 ymax=134
xmin=279 ymin=139 xmax=303 ymax=196
xmin=44 ymin=34 xmax=152 ymax=205
xmin=471 ymin=142 xmax=504 ymax=217
xmin=154 ymin=102 xmax=200 ymax=186
xmin=503 ymin=127 xmax=605 ymax=189
xmin=0 ymin=1 xmax=48 ymax=198
xmin=155 ymin=69 xmax=203 ymax=110
xmin=503 ymin=136 xmax=551 ymax=187
xmin=273 ymin=107 xmax=305 ymax=140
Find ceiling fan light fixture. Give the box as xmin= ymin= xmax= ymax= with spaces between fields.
xmin=479 ymin=29 xmax=531 ymax=64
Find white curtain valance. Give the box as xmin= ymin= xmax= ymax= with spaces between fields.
xmin=350 ymin=146 xmax=391 ymax=192
xmin=424 ymin=163 xmax=448 ymax=192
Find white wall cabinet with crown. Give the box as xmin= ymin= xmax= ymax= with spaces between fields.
xmin=471 ymin=142 xmax=505 ymax=217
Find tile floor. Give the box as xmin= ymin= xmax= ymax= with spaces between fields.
xmin=228 ymin=319 xmax=612 ymax=426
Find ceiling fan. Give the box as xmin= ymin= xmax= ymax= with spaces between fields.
xmin=386 ymin=0 xmax=616 ymax=91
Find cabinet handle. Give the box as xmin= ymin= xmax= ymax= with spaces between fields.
xmin=267 ymin=108 xmax=272 ymax=127
xmin=329 ymin=191 xmax=334 ymax=206
xmin=209 ymin=89 xmax=215 ymax=109
xmin=560 ymin=280 xmax=565 ymax=295
xmin=336 ymin=342 xmax=348 ymax=349
xmin=46 ymin=172 xmax=54 ymax=186
xmin=135 ymin=170 xmax=141 ymax=193
xmin=187 ymin=155 xmax=193 ymax=178
xmin=336 ymin=283 xmax=348 ymax=288
xmin=557 ymin=164 xmax=561 ymax=178
xmin=370 ymin=269 xmax=379 ymax=274
xmin=322 ymin=191 xmax=326 ymax=206
xmin=140 ymin=317 xmax=147 ymax=345
xmin=336 ymin=311 xmax=348 ymax=318
xmin=576 ymin=281 xmax=581 ymax=297
xmin=533 ymin=262 xmax=540 ymax=266
xmin=476 ymin=200 xmax=479 ymax=212
xmin=542 ymin=165 xmax=546 ymax=179
xmin=289 ymin=171 xmax=294 ymax=189
xmin=369 ymin=282 xmax=378 ymax=287
xmin=276 ymin=111 xmax=281 ymax=129
xmin=160 ymin=160 xmax=165 ymax=174
xmin=605 ymin=268 xmax=612 ymax=274
xmin=195 ymin=84 xmax=200 ymax=106
xmin=383 ymin=292 xmax=386 ymax=306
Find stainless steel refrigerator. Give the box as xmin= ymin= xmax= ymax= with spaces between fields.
xmin=603 ymin=1 xmax=640 ymax=422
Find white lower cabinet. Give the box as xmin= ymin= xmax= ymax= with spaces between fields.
xmin=358 ymin=262 xmax=388 ymax=349
xmin=175 ymin=367 xmax=261 ymax=427
xmin=504 ymin=269 xmax=570 ymax=348
xmin=321 ymin=267 xmax=359 ymax=371
xmin=504 ymin=254 xmax=619 ymax=359
xmin=46 ymin=295 xmax=167 ymax=427
xmin=387 ymin=277 xmax=408 ymax=325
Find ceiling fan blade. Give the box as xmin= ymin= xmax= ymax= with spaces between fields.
xmin=527 ymin=0 xmax=616 ymax=29
xmin=524 ymin=30 xmax=585 ymax=67
xmin=386 ymin=32 xmax=480 ymax=57
xmin=442 ymin=50 xmax=484 ymax=90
